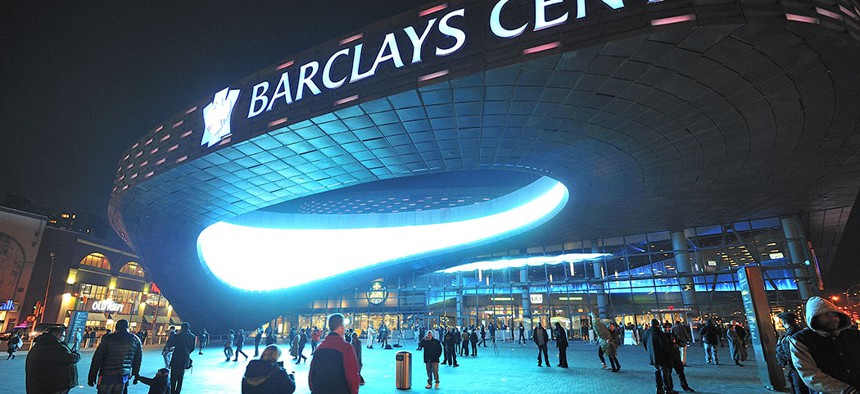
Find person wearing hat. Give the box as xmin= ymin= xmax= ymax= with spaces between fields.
xmin=776 ymin=311 xmax=809 ymax=394
xmin=788 ymin=296 xmax=860 ymax=393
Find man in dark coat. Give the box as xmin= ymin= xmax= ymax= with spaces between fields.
xmin=166 ymin=321 xmax=196 ymax=394
xmin=555 ymin=322 xmax=569 ymax=368
xmin=88 ymin=319 xmax=142 ymax=394
xmin=698 ymin=318 xmax=720 ymax=365
xmin=643 ymin=319 xmax=677 ymax=394
xmin=533 ymin=323 xmax=550 ymax=367
xmin=26 ymin=325 xmax=81 ymax=394
xmin=442 ymin=328 xmax=458 ymax=367
xmin=664 ymin=323 xmax=695 ymax=392
xmin=420 ymin=331 xmax=443 ymax=389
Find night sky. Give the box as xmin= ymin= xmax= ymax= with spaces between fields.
xmin=0 ymin=0 xmax=427 ymax=219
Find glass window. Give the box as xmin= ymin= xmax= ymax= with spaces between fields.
xmin=80 ymin=284 xmax=109 ymax=299
xmin=80 ymin=253 xmax=110 ymax=270
xmin=119 ymin=262 xmax=145 ymax=277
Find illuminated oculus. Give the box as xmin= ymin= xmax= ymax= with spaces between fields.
xmin=197 ymin=177 xmax=568 ymax=291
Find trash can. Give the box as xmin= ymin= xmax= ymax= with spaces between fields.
xmin=395 ymin=351 xmax=412 ymax=390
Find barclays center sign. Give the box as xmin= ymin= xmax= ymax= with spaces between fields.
xmin=201 ymin=0 xmax=633 ymax=147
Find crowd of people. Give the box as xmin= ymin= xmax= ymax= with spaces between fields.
xmin=10 ymin=295 xmax=860 ymax=393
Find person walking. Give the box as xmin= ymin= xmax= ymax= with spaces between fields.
xmin=311 ymin=327 xmax=321 ymax=355
xmin=726 ymin=322 xmax=744 ymax=367
xmin=88 ymin=319 xmax=143 ymax=394
xmin=349 ymin=331 xmax=365 ymax=385
xmin=254 ymin=327 xmax=264 ymax=357
xmin=5 ymin=331 xmax=22 ymax=360
xmin=242 ymin=344 xmax=296 ymax=394
xmin=295 ymin=329 xmax=308 ymax=364
xmin=775 ymin=312 xmax=809 ymax=394
xmin=234 ymin=328 xmax=249 ymax=361
xmin=671 ymin=321 xmax=691 ymax=366
xmin=26 ymin=325 xmax=81 ymax=394
xmin=789 ymin=296 xmax=860 ymax=394
xmin=643 ymin=319 xmax=676 ymax=394
xmin=533 ymin=323 xmax=550 ymax=367
xmin=198 ymin=328 xmax=209 ymax=355
xmin=518 ymin=323 xmax=526 ymax=344
xmin=734 ymin=321 xmax=748 ymax=361
xmin=664 ymin=323 xmax=695 ymax=392
xmin=555 ymin=322 xmax=569 ymax=368
xmin=308 ymin=313 xmax=360 ymax=394
xmin=225 ymin=329 xmax=235 ymax=361
xmin=698 ymin=319 xmax=720 ymax=365
xmin=419 ymin=331 xmax=443 ymax=389
xmin=479 ymin=325 xmax=487 ymax=347
xmin=166 ymin=321 xmax=196 ymax=394
xmin=590 ymin=312 xmax=620 ymax=372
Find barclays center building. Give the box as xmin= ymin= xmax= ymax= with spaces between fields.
xmin=108 ymin=0 xmax=860 ymax=333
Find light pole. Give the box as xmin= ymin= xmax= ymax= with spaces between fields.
xmin=41 ymin=252 xmax=57 ymax=324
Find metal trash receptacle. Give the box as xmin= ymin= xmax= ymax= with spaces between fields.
xmin=395 ymin=351 xmax=412 ymax=389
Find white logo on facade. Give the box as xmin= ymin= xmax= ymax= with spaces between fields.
xmin=201 ymin=87 xmax=240 ymax=147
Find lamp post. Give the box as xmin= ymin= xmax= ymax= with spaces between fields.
xmin=41 ymin=252 xmax=57 ymax=323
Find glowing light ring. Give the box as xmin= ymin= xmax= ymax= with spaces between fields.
xmin=197 ymin=177 xmax=568 ymax=291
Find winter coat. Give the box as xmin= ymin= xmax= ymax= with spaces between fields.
xmin=671 ymin=324 xmax=691 ymax=345
xmin=26 ymin=332 xmax=81 ymax=393
xmin=789 ymin=296 xmax=860 ymax=393
xmin=308 ymin=333 xmax=360 ymax=394
xmin=699 ymin=322 xmax=721 ymax=345
xmin=234 ymin=332 xmax=246 ymax=348
xmin=589 ymin=312 xmax=618 ymax=357
xmin=88 ymin=329 xmax=142 ymax=382
xmin=643 ymin=326 xmax=673 ymax=367
xmin=420 ymin=338 xmax=443 ymax=363
xmin=555 ymin=326 xmax=568 ymax=348
xmin=167 ymin=329 xmax=196 ymax=369
xmin=137 ymin=373 xmax=169 ymax=394
xmin=242 ymin=360 xmax=296 ymax=394
xmin=533 ymin=326 xmax=549 ymax=347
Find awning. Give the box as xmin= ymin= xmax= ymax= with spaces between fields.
xmin=143 ymin=316 xmax=172 ymax=324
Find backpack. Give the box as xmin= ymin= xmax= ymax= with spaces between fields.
xmin=775 ymin=335 xmax=792 ymax=367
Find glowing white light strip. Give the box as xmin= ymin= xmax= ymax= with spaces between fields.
xmin=197 ymin=180 xmax=568 ymax=291
xmin=440 ymin=252 xmax=610 ymax=273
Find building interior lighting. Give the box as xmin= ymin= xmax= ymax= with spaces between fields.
xmin=440 ymin=251 xmax=608 ymax=273
xmin=198 ymin=177 xmax=568 ymax=291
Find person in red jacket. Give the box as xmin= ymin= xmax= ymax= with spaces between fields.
xmin=308 ymin=314 xmax=360 ymax=394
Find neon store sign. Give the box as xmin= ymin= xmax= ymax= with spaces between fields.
xmin=91 ymin=300 xmax=123 ymax=313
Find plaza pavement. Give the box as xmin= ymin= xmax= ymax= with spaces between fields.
xmin=2 ymin=338 xmax=777 ymax=393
